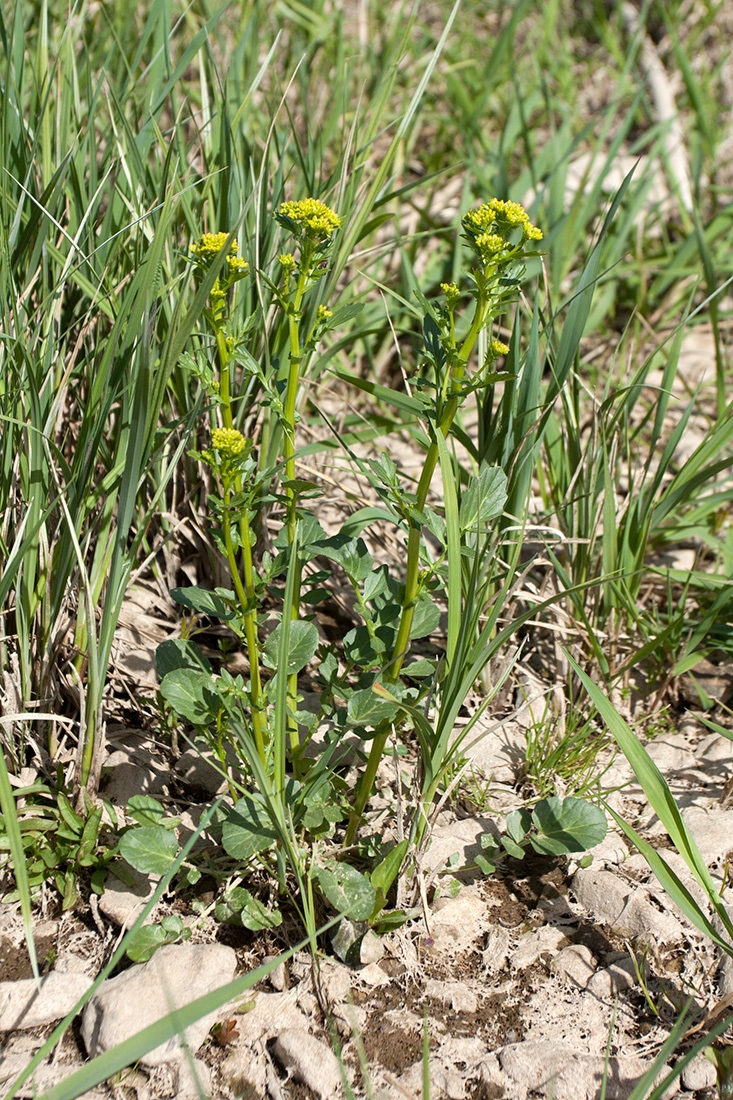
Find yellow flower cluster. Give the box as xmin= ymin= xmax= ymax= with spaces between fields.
xmin=189 ymin=233 xmax=249 ymax=276
xmin=462 ymin=199 xmax=542 ymax=266
xmin=211 ymin=427 xmax=247 ymax=458
xmin=440 ymin=281 xmax=461 ymax=307
xmin=279 ymin=253 xmax=297 ymax=272
xmin=489 ymin=339 xmax=510 ymax=357
xmin=317 ymin=305 xmax=333 ymax=320
xmin=279 ymin=198 xmax=341 ymax=240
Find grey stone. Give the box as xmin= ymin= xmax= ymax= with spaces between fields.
xmin=429 ymin=885 xmax=488 ymax=952
xmin=424 ymin=979 xmax=477 ymax=1014
xmin=272 ymin=1028 xmax=342 ymax=1099
xmin=682 ymin=807 xmax=733 ymax=865
xmin=587 ymin=958 xmax=637 ymax=999
xmin=0 ymin=972 xmax=93 ymax=1031
xmin=99 ymin=866 xmax=159 ymax=929
xmin=174 ymin=748 xmax=228 ymax=796
xmin=572 ymin=867 xmax=630 ymax=924
xmin=496 ymin=1040 xmax=679 ymax=1100
xmin=81 ymin=943 xmax=237 ymax=1066
xmin=423 ymin=817 xmax=500 ymax=877
xmin=550 ymin=944 xmax=597 ymax=989
xmin=509 ymin=926 xmax=568 ymax=970
xmin=174 ymin=1056 xmax=211 ymax=1099
xmin=618 ymin=889 xmax=684 ymax=944
xmin=681 ymin=1052 xmax=717 ymax=1091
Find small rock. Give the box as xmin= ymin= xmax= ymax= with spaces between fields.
xmin=572 ymin=867 xmax=630 ymax=925
xmin=0 ymin=972 xmax=93 ymax=1031
xmin=482 ymin=926 xmax=510 ymax=971
xmin=99 ymin=867 xmax=159 ymax=929
xmin=174 ymin=748 xmax=228 ymax=797
xmin=226 ymin=989 xmax=305 ymax=1043
xmin=510 ymin=926 xmax=568 ymax=970
xmin=681 ymin=1052 xmax=717 ymax=1091
xmin=356 ymin=962 xmax=390 ymax=987
xmin=81 ymin=943 xmax=237 ymax=1066
xmin=359 ymin=930 xmax=385 ymax=965
xmin=617 ymin=889 xmax=684 ymax=944
xmin=424 ymin=979 xmax=477 ymax=1014
xmin=587 ymin=958 xmax=637 ymax=999
xmin=550 ymin=945 xmax=597 ymax=989
xmin=682 ymin=807 xmax=733 ymax=865
xmin=174 ymin=1057 xmax=211 ymax=1099
xmin=317 ymin=961 xmax=352 ymax=1008
xmin=272 ymin=1028 xmax=342 ymax=1099
xmin=429 ymin=885 xmax=488 ymax=952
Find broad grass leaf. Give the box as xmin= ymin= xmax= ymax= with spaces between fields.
xmin=530 ymin=796 xmax=607 ymax=855
xmin=313 ymin=862 xmax=376 ymax=920
xmin=119 ymin=827 xmax=179 ymax=875
xmin=159 ymin=669 xmax=219 ymax=726
xmin=263 ymin=619 xmax=319 ymax=675
xmin=222 ymin=797 xmax=278 ymax=862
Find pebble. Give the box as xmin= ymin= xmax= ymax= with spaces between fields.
xmin=550 ymin=944 xmax=597 ymax=989
xmin=429 ymin=885 xmax=488 ymax=952
xmin=81 ymin=943 xmax=237 ymax=1066
xmin=424 ymin=979 xmax=478 ymax=1014
xmin=99 ymin=866 xmax=159 ymax=929
xmin=272 ymin=1028 xmax=342 ymax=1099
xmin=587 ymin=958 xmax=637 ymax=999
xmin=0 ymin=972 xmax=93 ymax=1031
xmin=509 ymin=926 xmax=568 ymax=970
xmin=681 ymin=1052 xmax=717 ymax=1091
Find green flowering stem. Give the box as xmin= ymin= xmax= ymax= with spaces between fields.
xmin=343 ymin=293 xmax=490 ymax=847
xmin=345 ymin=200 xmax=542 ymax=844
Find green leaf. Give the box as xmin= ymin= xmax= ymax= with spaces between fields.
xmin=215 ymin=887 xmax=283 ymax=931
xmin=156 ymin=639 xmax=212 ymax=680
xmin=313 ymin=861 xmax=376 ymax=921
xmin=119 ymin=827 xmax=179 ymax=875
xmin=170 ymin=586 xmax=236 ymax=621
xmin=347 ymin=685 xmax=402 ymax=727
xmin=126 ymin=796 xmax=168 ymax=828
xmin=459 ymin=465 xmax=508 ymax=533
xmin=159 ymin=669 xmax=220 ymax=726
xmin=125 ymin=924 xmax=167 ymax=963
xmin=370 ymin=839 xmax=409 ymax=902
xmin=313 ymin=534 xmax=374 ymax=583
xmin=221 ymin=797 xmax=278 ymax=862
xmin=530 ymin=796 xmax=607 ymax=855
xmin=409 ymin=594 xmax=441 ymax=640
xmin=506 ymin=809 xmax=532 ymax=845
xmin=263 ymin=619 xmax=319 ymax=675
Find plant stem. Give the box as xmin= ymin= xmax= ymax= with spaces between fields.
xmin=282 ymin=266 xmax=309 ymax=755
xmin=215 ymin=322 xmax=267 ymax=760
xmin=344 ymin=287 xmax=491 ymax=846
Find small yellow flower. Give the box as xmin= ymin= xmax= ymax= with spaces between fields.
xmin=278 ymin=198 xmax=341 ymax=240
xmin=189 ymin=233 xmax=248 ymax=277
xmin=279 ymin=253 xmax=297 ymax=272
xmin=211 ymin=427 xmax=247 ymax=458
xmin=440 ymin=281 xmax=460 ymax=308
xmin=462 ymin=199 xmax=542 ymax=264
xmin=489 ymin=339 xmax=510 ymax=357
xmin=317 ymin=305 xmax=333 ymax=321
